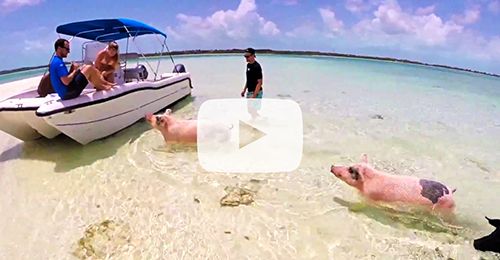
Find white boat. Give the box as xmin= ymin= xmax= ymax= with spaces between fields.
xmin=0 ymin=18 xmax=192 ymax=145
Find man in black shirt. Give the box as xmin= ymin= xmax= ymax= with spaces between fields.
xmin=241 ymin=48 xmax=263 ymax=118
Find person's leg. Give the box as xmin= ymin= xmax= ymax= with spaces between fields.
xmin=254 ymin=91 xmax=263 ymax=111
xmin=80 ymin=65 xmax=114 ymax=90
xmin=62 ymin=70 xmax=89 ymax=100
xmin=246 ymin=91 xmax=259 ymax=119
xmin=104 ymin=72 xmax=115 ymax=84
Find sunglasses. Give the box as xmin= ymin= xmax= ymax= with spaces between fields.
xmin=244 ymin=54 xmax=252 ymax=58
xmin=61 ymin=46 xmax=70 ymax=52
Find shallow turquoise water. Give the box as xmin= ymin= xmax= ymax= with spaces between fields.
xmin=0 ymin=68 xmax=46 ymax=84
xmin=0 ymin=54 xmax=499 ymax=259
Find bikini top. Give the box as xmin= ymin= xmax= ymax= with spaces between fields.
xmin=98 ymin=53 xmax=116 ymax=70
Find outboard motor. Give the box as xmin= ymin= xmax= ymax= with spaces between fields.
xmin=173 ymin=64 xmax=186 ymax=73
xmin=137 ymin=64 xmax=148 ymax=80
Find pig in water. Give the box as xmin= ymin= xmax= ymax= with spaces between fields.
xmin=330 ymin=154 xmax=457 ymax=221
xmin=145 ymin=109 xmax=232 ymax=144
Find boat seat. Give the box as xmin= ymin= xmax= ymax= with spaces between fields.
xmin=116 ymin=53 xmax=146 ymax=82
xmin=82 ymin=41 xmax=108 ymax=65
xmin=82 ymin=41 xmax=129 ymax=84
xmin=124 ymin=64 xmax=148 ymax=82
xmin=113 ymin=65 xmax=125 ymax=85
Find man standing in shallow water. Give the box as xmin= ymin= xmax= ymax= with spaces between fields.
xmin=240 ymin=48 xmax=263 ymax=118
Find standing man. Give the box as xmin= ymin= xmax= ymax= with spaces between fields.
xmin=241 ymin=48 xmax=263 ymax=118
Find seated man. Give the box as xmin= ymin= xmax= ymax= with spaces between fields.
xmin=37 ymin=65 xmax=75 ymax=97
xmin=50 ymin=38 xmax=115 ymax=100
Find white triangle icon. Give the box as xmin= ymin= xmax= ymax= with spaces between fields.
xmin=238 ymin=120 xmax=267 ymax=150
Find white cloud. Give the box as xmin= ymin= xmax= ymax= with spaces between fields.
xmin=7 ymin=27 xmax=55 ymax=48
xmin=285 ymin=21 xmax=318 ymax=38
xmin=1 ymin=0 xmax=43 ymax=12
xmin=166 ymin=0 xmax=280 ymax=43
xmin=486 ymin=37 xmax=500 ymax=59
xmin=0 ymin=27 xmax=61 ymax=70
xmin=318 ymin=8 xmax=344 ymax=34
xmin=451 ymin=7 xmax=481 ymax=25
xmin=259 ymin=17 xmax=280 ymax=36
xmin=488 ymin=0 xmax=500 ymax=13
xmin=270 ymin=0 xmax=298 ymax=5
xmin=282 ymin=0 xmax=298 ymax=5
xmin=159 ymin=0 xmax=500 ymax=69
xmin=416 ymin=5 xmax=435 ymax=16
xmin=23 ymin=39 xmax=42 ymax=51
xmin=345 ymin=0 xmax=365 ymax=13
xmin=340 ymin=0 xmax=500 ymax=66
xmin=352 ymin=0 xmax=463 ymax=48
xmin=344 ymin=0 xmax=382 ymax=14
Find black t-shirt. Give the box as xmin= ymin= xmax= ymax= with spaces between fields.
xmin=246 ymin=61 xmax=263 ymax=92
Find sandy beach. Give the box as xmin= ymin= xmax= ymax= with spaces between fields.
xmin=0 ymin=55 xmax=499 ymax=260
xmin=0 ymin=76 xmax=41 ymax=97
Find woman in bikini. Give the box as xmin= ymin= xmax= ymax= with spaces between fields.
xmin=94 ymin=41 xmax=120 ymax=84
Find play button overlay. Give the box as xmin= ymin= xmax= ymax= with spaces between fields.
xmin=197 ymin=98 xmax=303 ymax=173
xmin=238 ymin=120 xmax=267 ymax=149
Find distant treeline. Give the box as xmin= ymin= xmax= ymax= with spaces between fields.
xmin=0 ymin=62 xmax=72 ymax=76
xmin=1 ymin=49 xmax=499 ymax=78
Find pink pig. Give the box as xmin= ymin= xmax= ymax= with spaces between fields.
xmin=330 ymin=154 xmax=457 ymax=221
xmin=145 ymin=109 xmax=198 ymax=144
xmin=145 ymin=109 xmax=233 ymax=145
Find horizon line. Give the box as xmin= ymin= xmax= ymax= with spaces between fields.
xmin=1 ymin=48 xmax=499 ymax=78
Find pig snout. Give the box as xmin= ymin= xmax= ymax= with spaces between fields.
xmin=145 ymin=113 xmax=153 ymax=122
xmin=330 ymin=165 xmax=337 ymax=176
xmin=330 ymin=165 xmax=344 ymax=177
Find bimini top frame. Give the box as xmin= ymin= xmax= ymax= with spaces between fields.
xmin=56 ymin=18 xmax=176 ymax=80
xmin=56 ymin=18 xmax=166 ymax=41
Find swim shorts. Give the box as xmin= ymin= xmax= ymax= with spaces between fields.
xmin=246 ymin=90 xmax=263 ymax=111
xmin=62 ymin=69 xmax=89 ymax=100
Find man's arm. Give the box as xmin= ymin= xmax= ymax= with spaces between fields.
xmin=241 ymin=83 xmax=247 ymax=97
xmin=250 ymin=65 xmax=263 ymax=98
xmin=60 ymin=63 xmax=78 ymax=85
xmin=252 ymin=79 xmax=262 ymax=98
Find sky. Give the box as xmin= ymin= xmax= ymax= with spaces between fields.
xmin=1 ymin=0 xmax=500 ymax=74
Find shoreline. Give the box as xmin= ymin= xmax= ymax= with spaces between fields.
xmin=1 ymin=49 xmax=499 ymax=78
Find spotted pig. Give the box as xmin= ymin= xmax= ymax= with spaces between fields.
xmin=330 ymin=154 xmax=457 ymax=220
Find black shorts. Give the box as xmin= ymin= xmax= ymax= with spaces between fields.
xmin=62 ymin=69 xmax=89 ymax=100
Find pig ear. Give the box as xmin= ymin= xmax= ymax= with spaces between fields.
xmin=486 ymin=216 xmax=500 ymax=228
xmin=361 ymin=153 xmax=369 ymax=164
xmin=164 ymin=109 xmax=172 ymax=116
xmin=349 ymin=167 xmax=361 ymax=181
xmin=161 ymin=119 xmax=168 ymax=128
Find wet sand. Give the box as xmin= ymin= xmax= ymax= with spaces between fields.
xmin=0 ymin=56 xmax=499 ymax=260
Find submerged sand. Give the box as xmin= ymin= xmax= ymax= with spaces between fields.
xmin=0 ymin=56 xmax=499 ymax=260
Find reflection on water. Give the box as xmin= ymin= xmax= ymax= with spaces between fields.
xmin=0 ymin=56 xmax=500 ymax=259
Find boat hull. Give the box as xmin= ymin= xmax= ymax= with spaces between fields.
xmin=0 ymin=110 xmax=43 ymax=141
xmin=36 ymin=73 xmax=192 ymax=145
xmin=0 ymin=89 xmax=62 ymax=141
xmin=0 ymin=73 xmax=192 ymax=145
